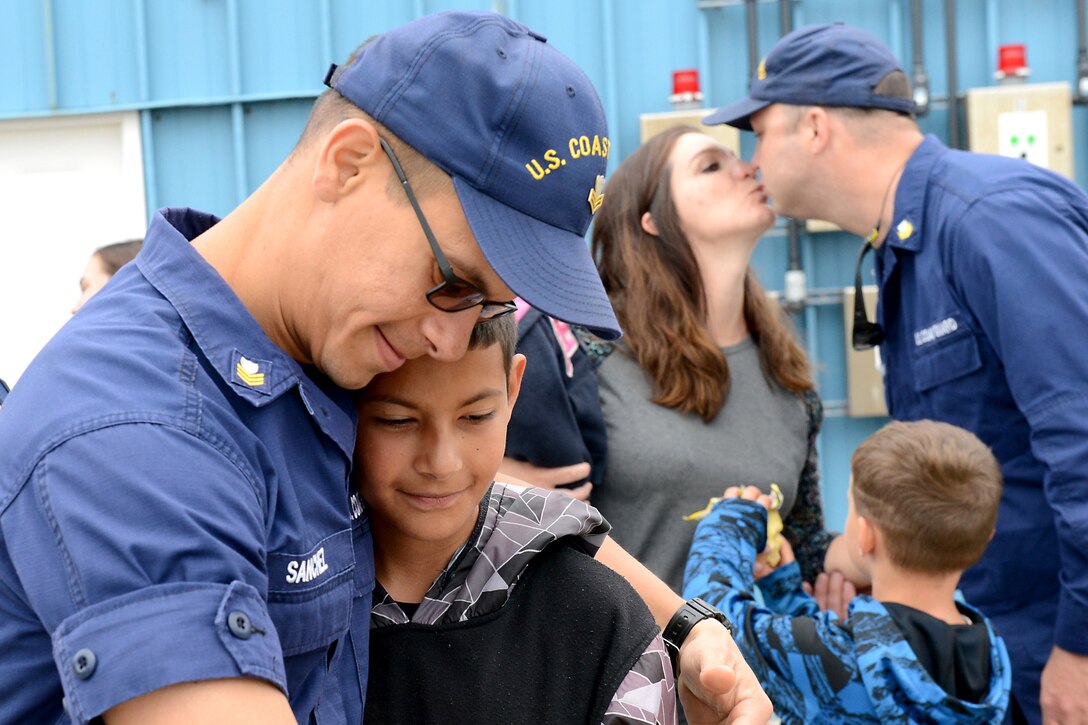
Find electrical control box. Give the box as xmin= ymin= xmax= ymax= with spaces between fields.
xmin=639 ymin=109 xmax=739 ymax=153
xmin=843 ymin=285 xmax=888 ymax=417
xmin=965 ymin=81 xmax=1074 ymax=178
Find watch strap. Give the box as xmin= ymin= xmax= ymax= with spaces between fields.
xmin=661 ymin=597 xmax=732 ymax=678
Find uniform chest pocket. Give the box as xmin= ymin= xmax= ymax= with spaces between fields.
xmin=911 ymin=332 xmax=983 ymax=393
xmin=266 ymin=528 xmax=355 ymax=656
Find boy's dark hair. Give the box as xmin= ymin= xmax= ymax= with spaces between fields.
xmin=468 ymin=315 xmax=517 ymax=375
xmin=95 ymin=239 xmax=143 ymax=275
xmin=851 ymin=420 xmax=1002 ymax=574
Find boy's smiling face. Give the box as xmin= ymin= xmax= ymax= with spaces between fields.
xmin=356 ymin=343 xmax=526 ymax=554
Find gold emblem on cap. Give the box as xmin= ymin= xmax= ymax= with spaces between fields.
xmin=757 ymin=57 xmax=767 ymax=80
xmin=896 ymin=219 xmax=914 ymax=241
xmin=588 ymin=175 xmax=606 ymax=214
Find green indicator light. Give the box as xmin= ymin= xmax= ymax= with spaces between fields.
xmin=1027 ymin=134 xmax=1036 ymax=145
xmin=1010 ymin=135 xmax=1020 ymax=145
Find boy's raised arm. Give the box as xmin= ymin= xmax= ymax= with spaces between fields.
xmin=595 ymin=536 xmax=773 ymax=724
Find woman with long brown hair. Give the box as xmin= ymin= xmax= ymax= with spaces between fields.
xmin=504 ymin=125 xmax=832 ymax=592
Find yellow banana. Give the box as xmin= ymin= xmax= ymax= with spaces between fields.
xmin=684 ymin=483 xmax=786 ymax=567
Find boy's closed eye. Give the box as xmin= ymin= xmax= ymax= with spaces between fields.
xmin=372 ymin=416 xmax=416 ymax=429
xmin=463 ymin=410 xmax=497 ymax=424
xmin=366 ymin=408 xmax=499 ymax=429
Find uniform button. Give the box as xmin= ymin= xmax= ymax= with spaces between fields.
xmin=72 ymin=648 xmax=97 ymax=680
xmin=228 ymin=610 xmax=253 ymax=639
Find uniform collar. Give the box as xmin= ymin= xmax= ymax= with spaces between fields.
xmin=136 ymin=208 xmax=356 ymax=452
xmin=883 ymin=134 xmax=946 ymax=253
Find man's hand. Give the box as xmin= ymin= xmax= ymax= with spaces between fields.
xmin=822 ymin=534 xmax=870 ymax=588
xmin=496 ymin=458 xmax=592 ymax=500
xmin=801 ymin=571 xmax=857 ymax=621
xmin=594 ymin=538 xmax=771 ymax=723
xmin=677 ymin=619 xmax=774 ymax=725
xmin=1041 ymin=645 xmax=1088 ymax=724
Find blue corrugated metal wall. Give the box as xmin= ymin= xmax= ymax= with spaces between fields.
xmin=3 ymin=0 xmax=1086 ymax=529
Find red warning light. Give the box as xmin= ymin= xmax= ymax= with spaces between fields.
xmin=995 ymin=44 xmax=1030 ymax=81
xmin=672 ymin=69 xmax=701 ymax=96
xmin=669 ymin=69 xmax=704 ymax=110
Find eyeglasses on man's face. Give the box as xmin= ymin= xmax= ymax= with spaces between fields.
xmin=378 ymin=137 xmax=516 ymax=321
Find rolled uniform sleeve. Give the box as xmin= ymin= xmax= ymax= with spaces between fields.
xmin=952 ymin=190 xmax=1088 ymax=654
xmin=1 ymin=423 xmax=284 ymax=723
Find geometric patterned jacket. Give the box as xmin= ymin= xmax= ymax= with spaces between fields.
xmin=371 ymin=483 xmax=678 ymax=724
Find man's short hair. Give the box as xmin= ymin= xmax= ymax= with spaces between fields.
xmin=295 ymin=38 xmax=447 ymax=200
xmin=468 ymin=315 xmax=517 ymax=375
xmin=851 ymin=420 xmax=1003 ymax=574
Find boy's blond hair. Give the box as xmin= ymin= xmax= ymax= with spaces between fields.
xmin=851 ymin=420 xmax=1002 ymax=574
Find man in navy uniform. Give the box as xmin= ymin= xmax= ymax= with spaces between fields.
xmin=0 ymin=11 xmax=768 ymax=724
xmin=707 ymin=22 xmax=1088 ymax=725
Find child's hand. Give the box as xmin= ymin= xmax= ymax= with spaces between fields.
xmin=722 ymin=485 xmax=773 ymax=509
xmin=755 ymin=537 xmax=795 ymax=579
xmin=723 ymin=485 xmax=786 ymax=569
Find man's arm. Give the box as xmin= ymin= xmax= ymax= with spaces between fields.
xmin=2 ymin=425 xmax=288 ymax=722
xmin=955 ymin=188 xmax=1088 ymax=720
xmin=105 ymin=679 xmax=294 ymax=725
xmin=596 ymin=536 xmax=773 ymax=725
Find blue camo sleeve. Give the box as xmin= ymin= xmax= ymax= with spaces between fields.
xmin=757 ymin=562 xmax=821 ymax=617
xmin=683 ymin=499 xmax=863 ymax=722
xmin=952 ymin=190 xmax=1088 ymax=653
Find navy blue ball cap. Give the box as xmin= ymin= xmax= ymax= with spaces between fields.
xmin=325 ymin=11 xmax=621 ymax=340
xmin=705 ymin=23 xmax=916 ymax=131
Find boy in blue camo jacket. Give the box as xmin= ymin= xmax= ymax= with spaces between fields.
xmin=684 ymin=420 xmax=1011 ymax=723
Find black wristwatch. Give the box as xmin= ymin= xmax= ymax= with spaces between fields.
xmin=662 ymin=597 xmax=732 ymax=678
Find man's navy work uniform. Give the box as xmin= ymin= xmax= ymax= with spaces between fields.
xmin=874 ymin=135 xmax=1088 ymax=724
xmin=0 ymin=209 xmax=374 ymax=723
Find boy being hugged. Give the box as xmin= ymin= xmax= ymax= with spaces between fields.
xmin=355 ymin=314 xmax=676 ymax=725
xmin=684 ymin=420 xmax=1011 ymax=724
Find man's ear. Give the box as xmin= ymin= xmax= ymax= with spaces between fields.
xmin=640 ymin=211 xmax=660 ymax=237
xmin=506 ymin=353 xmax=527 ymax=410
xmin=803 ymin=106 xmax=833 ymax=155
xmin=312 ymin=117 xmax=384 ymax=202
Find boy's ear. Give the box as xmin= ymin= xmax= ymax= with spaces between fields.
xmin=313 ymin=117 xmax=384 ymax=203
xmin=856 ymin=515 xmax=878 ymax=557
xmin=506 ymin=353 xmax=527 ymax=409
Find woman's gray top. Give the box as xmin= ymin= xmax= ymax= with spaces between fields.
xmin=591 ymin=338 xmax=809 ymax=593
